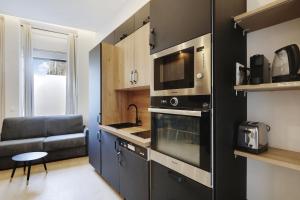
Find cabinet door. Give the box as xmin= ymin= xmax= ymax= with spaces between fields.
xmin=115 ymin=16 xmax=135 ymax=43
xmin=150 ymin=0 xmax=211 ymax=54
xmin=151 ymin=161 xmax=212 ymax=200
xmin=119 ymin=146 xmax=149 ymax=200
xmin=101 ymin=131 xmax=120 ymax=192
xmin=88 ymin=44 xmax=101 ymax=174
xmin=116 ymin=35 xmax=134 ymax=89
xmin=134 ymin=2 xmax=150 ymax=30
xmin=134 ymin=23 xmax=151 ymax=87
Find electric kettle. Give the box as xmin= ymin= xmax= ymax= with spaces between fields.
xmin=272 ymin=44 xmax=300 ymax=82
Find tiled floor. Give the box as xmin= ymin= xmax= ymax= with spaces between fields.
xmin=0 ymin=157 xmax=123 ymax=200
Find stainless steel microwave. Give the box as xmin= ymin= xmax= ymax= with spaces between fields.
xmin=151 ymin=33 xmax=211 ymax=97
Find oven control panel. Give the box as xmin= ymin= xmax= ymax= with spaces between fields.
xmin=170 ymin=97 xmax=179 ymax=107
xmin=153 ymin=95 xmax=211 ymax=110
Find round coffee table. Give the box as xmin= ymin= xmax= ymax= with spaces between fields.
xmin=11 ymin=152 xmax=48 ymax=185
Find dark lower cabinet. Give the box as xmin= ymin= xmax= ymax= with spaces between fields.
xmin=119 ymin=146 xmax=149 ymax=200
xmin=101 ymin=131 xmax=120 ymax=192
xmin=151 ymin=161 xmax=212 ymax=200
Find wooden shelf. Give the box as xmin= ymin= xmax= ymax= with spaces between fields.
xmin=235 ymin=147 xmax=300 ymax=172
xmin=234 ymin=81 xmax=300 ymax=92
xmin=233 ymin=0 xmax=300 ymax=33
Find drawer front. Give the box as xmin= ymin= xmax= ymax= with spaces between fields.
xmin=151 ymin=161 xmax=212 ymax=200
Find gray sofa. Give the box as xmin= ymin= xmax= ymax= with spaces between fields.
xmin=0 ymin=115 xmax=87 ymax=170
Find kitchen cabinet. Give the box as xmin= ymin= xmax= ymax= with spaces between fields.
xmin=151 ymin=161 xmax=212 ymax=200
xmin=134 ymin=23 xmax=150 ymax=88
xmin=149 ymin=0 xmax=211 ymax=54
xmin=119 ymin=145 xmax=149 ymax=200
xmin=101 ymin=131 xmax=120 ymax=192
xmin=115 ymin=16 xmax=135 ymax=43
xmin=88 ymin=44 xmax=102 ymax=174
xmin=116 ymin=23 xmax=150 ymax=90
xmin=116 ymin=34 xmax=134 ymax=89
xmin=134 ymin=3 xmax=150 ymax=30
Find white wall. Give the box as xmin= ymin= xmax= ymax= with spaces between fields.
xmin=96 ymin=0 xmax=149 ymax=43
xmin=76 ymin=29 xmax=97 ymax=125
xmin=247 ymin=1 xmax=300 ymax=200
xmin=1 ymin=14 xmax=97 ymax=124
xmin=4 ymin=15 xmax=20 ymax=117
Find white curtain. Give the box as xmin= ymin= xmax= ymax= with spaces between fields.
xmin=66 ymin=33 xmax=77 ymax=114
xmin=0 ymin=17 xmax=4 ymax=128
xmin=21 ymin=24 xmax=34 ymax=116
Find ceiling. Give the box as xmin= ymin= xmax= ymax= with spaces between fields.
xmin=0 ymin=0 xmax=148 ymax=35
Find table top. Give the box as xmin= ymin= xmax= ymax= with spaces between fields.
xmin=12 ymin=152 xmax=48 ymax=162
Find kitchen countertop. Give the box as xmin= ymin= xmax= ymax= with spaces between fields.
xmin=99 ymin=125 xmax=151 ymax=148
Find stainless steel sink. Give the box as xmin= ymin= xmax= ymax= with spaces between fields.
xmin=131 ymin=131 xmax=151 ymax=139
xmin=108 ymin=122 xmax=140 ymax=129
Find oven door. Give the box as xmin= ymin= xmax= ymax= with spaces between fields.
xmin=149 ymin=108 xmax=211 ymax=172
xmin=151 ymin=33 xmax=211 ymax=97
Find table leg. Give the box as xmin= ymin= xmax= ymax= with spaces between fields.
xmin=10 ymin=162 xmax=17 ymax=182
xmin=42 ymin=158 xmax=48 ymax=173
xmin=26 ymin=162 xmax=31 ymax=186
xmin=23 ymin=162 xmax=26 ymax=175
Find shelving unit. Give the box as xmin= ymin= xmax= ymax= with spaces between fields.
xmin=233 ymin=0 xmax=300 ymax=33
xmin=235 ymin=148 xmax=300 ymax=172
xmin=234 ymin=81 xmax=300 ymax=92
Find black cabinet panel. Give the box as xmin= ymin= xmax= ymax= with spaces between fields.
xmin=88 ymin=44 xmax=101 ymax=174
xmin=151 ymin=161 xmax=212 ymax=200
xmin=115 ymin=16 xmax=135 ymax=43
xmin=134 ymin=2 xmax=150 ymax=30
xmin=101 ymin=131 xmax=120 ymax=192
xmin=213 ymin=0 xmax=247 ymax=199
xmin=150 ymin=0 xmax=211 ymax=54
xmin=119 ymin=146 xmax=149 ymax=200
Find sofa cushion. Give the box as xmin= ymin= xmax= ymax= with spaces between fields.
xmin=44 ymin=133 xmax=86 ymax=151
xmin=0 ymin=138 xmax=45 ymax=157
xmin=1 ymin=117 xmax=47 ymax=141
xmin=46 ymin=115 xmax=84 ymax=136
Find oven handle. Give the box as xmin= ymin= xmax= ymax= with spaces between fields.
xmin=148 ymin=108 xmax=201 ymax=117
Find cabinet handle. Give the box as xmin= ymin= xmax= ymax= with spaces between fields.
xmin=96 ymin=130 xmax=101 ymax=142
xmin=149 ymin=28 xmax=155 ymax=50
xmin=133 ymin=70 xmax=138 ymax=84
xmin=202 ymin=52 xmax=205 ymax=70
xmin=130 ymin=70 xmax=134 ymax=85
xmin=117 ymin=150 xmax=123 ymax=166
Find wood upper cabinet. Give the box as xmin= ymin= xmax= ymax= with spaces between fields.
xmin=134 ymin=23 xmax=150 ymax=88
xmin=116 ymin=23 xmax=150 ymax=89
xmin=116 ymin=34 xmax=134 ymax=89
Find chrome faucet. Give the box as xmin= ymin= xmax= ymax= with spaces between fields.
xmin=127 ymin=104 xmax=141 ymax=125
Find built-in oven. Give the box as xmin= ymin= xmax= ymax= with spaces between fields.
xmin=148 ymin=95 xmax=212 ymax=188
xmin=151 ymin=33 xmax=211 ymax=97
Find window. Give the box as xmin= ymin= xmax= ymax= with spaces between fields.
xmin=21 ymin=26 xmax=71 ymax=116
xmin=33 ymin=56 xmax=67 ymax=116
